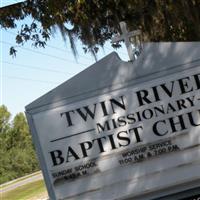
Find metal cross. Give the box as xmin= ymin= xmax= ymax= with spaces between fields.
xmin=111 ymin=21 xmax=141 ymax=61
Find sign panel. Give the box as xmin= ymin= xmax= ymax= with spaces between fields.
xmin=27 ymin=65 xmax=200 ymax=199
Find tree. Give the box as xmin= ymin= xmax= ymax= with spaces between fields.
xmin=0 ymin=108 xmax=39 ymax=184
xmin=0 ymin=0 xmax=200 ymax=58
xmin=11 ymin=113 xmax=30 ymax=148
xmin=0 ymin=105 xmax=11 ymax=134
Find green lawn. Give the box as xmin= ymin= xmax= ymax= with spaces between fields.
xmin=1 ymin=171 xmax=41 ymax=189
xmin=1 ymin=180 xmax=47 ymax=200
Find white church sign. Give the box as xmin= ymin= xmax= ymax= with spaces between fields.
xmin=26 ymin=42 xmax=200 ymax=200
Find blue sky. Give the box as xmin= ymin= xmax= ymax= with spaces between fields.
xmin=0 ymin=0 xmax=128 ymax=117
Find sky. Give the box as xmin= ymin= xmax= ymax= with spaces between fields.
xmin=0 ymin=0 xmax=128 ymax=118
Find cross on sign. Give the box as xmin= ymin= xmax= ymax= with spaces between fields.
xmin=111 ymin=21 xmax=141 ymax=61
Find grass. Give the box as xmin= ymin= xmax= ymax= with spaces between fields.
xmin=1 ymin=180 xmax=47 ymax=200
xmin=1 ymin=171 xmax=41 ymax=189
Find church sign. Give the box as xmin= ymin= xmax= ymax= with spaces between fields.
xmin=48 ymin=70 xmax=200 ymax=177
xmin=26 ymin=42 xmax=200 ymax=200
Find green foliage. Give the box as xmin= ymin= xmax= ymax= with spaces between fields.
xmin=0 ymin=105 xmax=39 ymax=184
xmin=0 ymin=105 xmax=11 ymax=134
xmin=2 ymin=179 xmax=46 ymax=200
xmin=0 ymin=0 xmax=200 ymax=57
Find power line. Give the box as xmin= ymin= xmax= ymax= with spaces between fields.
xmin=46 ymin=40 xmax=126 ymax=59
xmin=46 ymin=44 xmax=93 ymax=61
xmin=4 ymin=75 xmax=60 ymax=85
xmin=15 ymin=0 xmax=23 ymax=3
xmin=6 ymin=31 xmax=67 ymax=54
xmin=0 ymin=40 xmax=89 ymax=66
xmin=6 ymin=30 xmax=127 ymax=61
xmin=3 ymin=61 xmax=74 ymax=75
xmin=6 ymin=30 xmax=95 ymax=61
xmin=4 ymin=24 xmax=128 ymax=59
